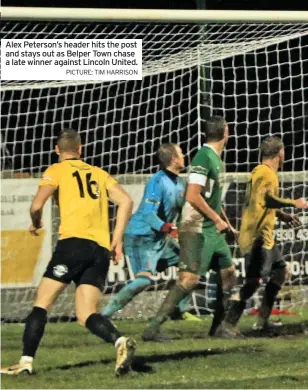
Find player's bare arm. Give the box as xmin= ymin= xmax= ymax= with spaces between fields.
xmin=29 ymin=185 xmax=56 ymax=236
xmin=263 ymin=185 xmax=307 ymax=226
xmin=276 ymin=211 xmax=301 ymax=228
xmin=221 ymin=207 xmax=239 ymax=243
xmin=186 ymin=183 xmax=228 ymax=232
xmin=108 ymin=183 xmax=134 ymax=263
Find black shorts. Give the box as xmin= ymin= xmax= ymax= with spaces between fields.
xmin=245 ymin=239 xmax=286 ymax=280
xmin=43 ymin=238 xmax=110 ymax=289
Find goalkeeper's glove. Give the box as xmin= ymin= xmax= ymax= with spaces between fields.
xmin=161 ymin=223 xmax=178 ymax=238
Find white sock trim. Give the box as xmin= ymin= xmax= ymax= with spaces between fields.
xmin=115 ymin=336 xmax=126 ymax=349
xmin=20 ymin=356 xmax=33 ymax=364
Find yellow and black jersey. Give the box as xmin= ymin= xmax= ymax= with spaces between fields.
xmin=239 ymin=164 xmax=296 ymax=255
xmin=39 ymin=159 xmax=117 ymax=250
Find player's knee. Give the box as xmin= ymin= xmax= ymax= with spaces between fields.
xmin=221 ymin=265 xmax=236 ymax=289
xmin=127 ymin=275 xmax=153 ymax=295
xmin=179 ymin=272 xmax=199 ymax=290
xmin=135 ymin=272 xmax=155 ymax=283
xmin=179 ymin=280 xmax=198 ymax=291
xmin=271 ymin=266 xmax=286 ymax=287
xmin=34 ymin=277 xmax=66 ymax=311
xmin=221 ymin=265 xmax=235 ymax=278
xmin=265 ymin=280 xmax=281 ymax=298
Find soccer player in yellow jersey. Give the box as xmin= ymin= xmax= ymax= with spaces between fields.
xmin=224 ymin=136 xmax=307 ymax=333
xmin=1 ymin=129 xmax=136 ymax=376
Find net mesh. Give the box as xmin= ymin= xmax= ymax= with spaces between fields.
xmin=1 ymin=19 xmax=307 ymax=322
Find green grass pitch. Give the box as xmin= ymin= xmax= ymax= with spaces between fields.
xmin=1 ymin=312 xmax=308 ymax=389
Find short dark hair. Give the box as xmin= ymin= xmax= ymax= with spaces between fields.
xmin=57 ymin=129 xmax=81 ymax=153
xmin=157 ymin=144 xmax=179 ymax=168
xmin=204 ymin=116 xmax=226 ymax=142
xmin=260 ymin=136 xmax=284 ymax=159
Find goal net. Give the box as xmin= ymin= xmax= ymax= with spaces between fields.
xmin=1 ymin=9 xmax=308 ymax=322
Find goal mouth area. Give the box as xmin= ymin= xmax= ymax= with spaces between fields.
xmin=1 ymin=9 xmax=307 ymax=322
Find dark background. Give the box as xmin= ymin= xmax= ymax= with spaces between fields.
xmin=1 ymin=0 xmax=307 ymax=174
xmin=2 ymin=0 xmax=307 ymax=10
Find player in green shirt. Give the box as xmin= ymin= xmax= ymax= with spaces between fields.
xmin=143 ymin=116 xmax=237 ymax=341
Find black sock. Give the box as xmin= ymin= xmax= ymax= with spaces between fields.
xmin=22 ymin=306 xmax=47 ymax=358
xmin=224 ymin=300 xmax=246 ymax=326
xmin=224 ymin=281 xmax=259 ymax=326
xmin=240 ymin=282 xmax=259 ymax=301
xmin=209 ymin=286 xmax=235 ymax=334
xmin=222 ymin=288 xmax=235 ymax=312
xmin=209 ymin=285 xmax=225 ymax=335
xmin=86 ymin=314 xmax=121 ymax=344
xmin=259 ymin=281 xmax=280 ymax=323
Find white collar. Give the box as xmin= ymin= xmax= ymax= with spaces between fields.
xmin=203 ymin=143 xmax=219 ymax=156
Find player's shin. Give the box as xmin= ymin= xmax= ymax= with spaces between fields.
xmin=177 ymin=294 xmax=190 ymax=313
xmin=258 ymin=281 xmax=281 ymax=327
xmin=209 ymin=284 xmax=238 ymax=335
xmin=22 ymin=306 xmax=47 ymax=359
xmin=220 ymin=266 xmax=236 ymax=311
xmin=86 ymin=313 xmax=121 ymax=343
xmin=143 ymin=283 xmax=190 ymax=337
xmin=224 ymin=300 xmax=246 ymax=327
xmin=102 ymin=277 xmax=152 ymax=317
xmin=209 ymin=284 xmax=226 ymax=335
xmin=257 ymin=267 xmax=285 ymax=328
xmin=224 ymin=279 xmax=259 ymax=326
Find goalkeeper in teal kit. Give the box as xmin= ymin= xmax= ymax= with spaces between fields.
xmin=102 ymin=144 xmax=199 ymax=330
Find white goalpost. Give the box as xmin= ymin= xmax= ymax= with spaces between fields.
xmin=1 ymin=7 xmax=308 ymax=322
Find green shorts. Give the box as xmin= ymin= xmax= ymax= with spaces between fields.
xmin=178 ymin=227 xmax=233 ymax=276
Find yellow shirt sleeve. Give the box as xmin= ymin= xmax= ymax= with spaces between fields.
xmin=259 ymin=166 xmax=277 ymax=192
xmin=39 ymin=164 xmax=59 ymax=188
xmin=254 ymin=166 xmax=296 ymax=208
xmin=251 ymin=166 xmax=277 ymax=203
xmin=104 ymin=173 xmax=118 ymax=190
